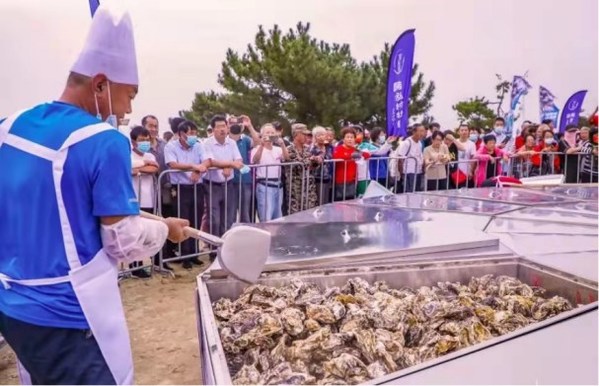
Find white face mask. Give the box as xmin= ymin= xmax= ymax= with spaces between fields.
xmin=378 ymin=135 xmax=386 ymax=144
xmin=94 ymin=80 xmax=118 ymax=127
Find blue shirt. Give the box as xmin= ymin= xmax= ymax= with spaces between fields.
xmin=164 ymin=139 xmax=210 ymax=185
xmin=0 ymin=102 xmax=139 ymax=329
xmin=232 ymin=135 xmax=252 ymax=184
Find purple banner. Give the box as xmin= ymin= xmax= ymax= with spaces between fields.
xmin=386 ymin=29 xmax=415 ymax=138
xmin=559 ymin=90 xmax=587 ymax=132
xmin=539 ymin=85 xmax=559 ymax=127
xmin=89 ymin=0 xmax=100 ymax=16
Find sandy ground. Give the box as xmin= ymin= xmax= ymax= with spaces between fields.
xmin=0 ymin=262 xmax=208 ymax=385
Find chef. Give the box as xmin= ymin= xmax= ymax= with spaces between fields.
xmin=0 ymin=5 xmax=189 ymax=385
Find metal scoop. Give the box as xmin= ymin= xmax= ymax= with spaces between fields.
xmin=140 ymin=212 xmax=271 ymax=283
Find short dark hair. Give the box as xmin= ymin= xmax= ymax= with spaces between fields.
xmin=429 ymin=122 xmax=441 ymax=130
xmin=458 ymin=123 xmax=469 ymax=130
xmin=483 ymin=134 xmax=497 ymax=144
xmin=210 ymin=115 xmax=227 ymax=128
xmin=431 ymin=131 xmax=444 ymax=141
xmin=272 ymin=121 xmax=283 ymax=131
xmin=340 ymin=127 xmax=357 ymax=139
xmin=141 ymin=115 xmax=158 ymax=127
xmin=469 ymin=127 xmax=481 ymax=134
xmin=523 ymin=120 xmax=532 ymax=125
xmin=169 ymin=117 xmax=185 ymax=134
xmin=495 ymin=117 xmax=506 ymax=124
xmin=413 ymin=123 xmax=425 ymax=131
xmin=130 ymin=125 xmax=150 ymax=141
xmin=542 ymin=119 xmax=553 ymax=125
xmin=177 ymin=120 xmax=198 ymax=134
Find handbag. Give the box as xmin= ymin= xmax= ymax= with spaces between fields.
xmin=450 ymin=169 xmax=468 ymax=186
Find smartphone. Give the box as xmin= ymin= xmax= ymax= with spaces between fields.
xmin=268 ymin=135 xmax=278 ymax=143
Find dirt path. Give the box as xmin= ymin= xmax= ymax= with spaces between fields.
xmin=0 ymin=264 xmax=206 ymax=385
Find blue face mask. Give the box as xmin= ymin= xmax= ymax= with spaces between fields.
xmin=95 ymin=80 xmax=119 ymax=128
xmin=494 ymin=126 xmax=504 ymax=135
xmin=469 ymin=134 xmax=479 ymax=142
xmin=137 ymin=141 xmax=151 ymax=153
xmin=186 ymin=135 xmax=198 ymax=147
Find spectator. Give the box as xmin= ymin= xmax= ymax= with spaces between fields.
xmin=474 ymin=134 xmax=510 ymax=187
xmin=579 ymin=127 xmax=598 ymax=183
xmin=251 ymin=123 xmax=289 ymax=221
xmin=142 ymin=115 xmax=166 ymax=170
xmin=397 ymin=123 xmax=425 ymax=192
xmin=333 ymin=127 xmax=371 ymax=200
xmin=206 ymin=126 xmax=214 ymax=139
xmin=558 ymin=124 xmax=583 ymax=183
xmin=203 ymin=115 xmax=245 ymax=237
xmin=310 ymin=126 xmax=334 ymax=205
xmin=128 ymin=126 xmax=159 ymax=278
xmin=273 ymin=121 xmax=291 ymax=147
xmin=542 ymin=118 xmax=558 ymax=133
xmin=423 ymin=131 xmax=450 ymax=191
xmin=443 ymin=129 xmax=459 ymax=176
xmin=450 ymin=124 xmax=477 ymax=188
xmin=325 ymin=127 xmax=336 ymax=146
xmin=362 ymin=127 xmax=396 ymax=189
xmin=163 ymin=131 xmax=174 ymax=142
xmin=228 ymin=115 xmax=260 ymax=223
xmin=168 ymin=117 xmax=185 ymax=142
xmin=353 ymin=125 xmax=372 ymax=196
xmin=164 ymin=120 xmax=210 ymax=269
xmin=469 ymin=127 xmax=482 ymax=149
xmin=388 ymin=137 xmax=404 ymax=192
xmin=515 ymin=134 xmax=538 ymax=178
xmin=532 ymin=128 xmax=560 ymax=175
xmin=273 ymin=121 xmax=291 ymax=216
xmin=532 ymin=124 xmax=545 ymax=146
xmin=422 ymin=122 xmax=441 ymax=148
xmin=286 ymin=123 xmax=319 ymax=213
xmin=493 ymin=117 xmax=510 ymax=149
xmin=162 ymin=116 xmax=186 ymax=260
xmin=515 ymin=123 xmax=532 ymax=151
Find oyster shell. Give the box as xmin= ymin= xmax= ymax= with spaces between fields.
xmin=216 ymin=275 xmax=573 ymax=385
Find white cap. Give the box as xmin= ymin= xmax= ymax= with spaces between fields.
xmin=70 ymin=4 xmax=138 ymax=85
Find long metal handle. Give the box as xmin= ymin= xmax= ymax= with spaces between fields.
xmin=139 ymin=211 xmax=224 ymax=247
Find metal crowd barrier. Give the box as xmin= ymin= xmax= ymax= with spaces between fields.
xmin=119 ymin=148 xmax=597 ymax=278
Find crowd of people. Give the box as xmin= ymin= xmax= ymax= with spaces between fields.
xmin=125 ymin=113 xmax=599 ymax=275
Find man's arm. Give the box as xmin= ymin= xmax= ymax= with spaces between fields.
xmin=252 ymin=146 xmax=265 ymax=164
xmin=242 ymin=116 xmax=261 ymax=147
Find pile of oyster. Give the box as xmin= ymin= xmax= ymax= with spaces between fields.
xmin=213 ymin=275 xmax=572 ymax=385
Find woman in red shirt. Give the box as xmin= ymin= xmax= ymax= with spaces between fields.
xmin=333 ymin=127 xmax=370 ymax=200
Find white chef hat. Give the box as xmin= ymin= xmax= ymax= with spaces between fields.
xmin=70 ymin=4 xmax=138 ymax=85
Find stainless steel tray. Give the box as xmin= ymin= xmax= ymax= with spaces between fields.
xmin=197 ymin=256 xmax=598 ymax=385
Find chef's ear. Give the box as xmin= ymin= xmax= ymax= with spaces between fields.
xmin=91 ymin=74 xmax=109 ymax=94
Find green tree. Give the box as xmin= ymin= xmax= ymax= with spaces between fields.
xmin=452 ymin=96 xmax=496 ymax=129
xmin=183 ymin=23 xmax=435 ymax=129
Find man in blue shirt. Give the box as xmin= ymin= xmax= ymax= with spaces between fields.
xmin=228 ymin=115 xmax=260 ymax=223
xmin=0 ymin=6 xmax=188 ymax=385
xmin=164 ymin=120 xmax=211 ymax=269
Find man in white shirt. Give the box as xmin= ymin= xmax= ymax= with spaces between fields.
xmin=251 ymin=123 xmax=290 ymax=222
xmin=203 ymin=115 xmax=245 ymax=237
xmin=397 ymin=123 xmax=426 ymax=192
xmin=129 ymin=126 xmax=159 ymax=278
xmin=453 ymin=123 xmax=477 ymax=188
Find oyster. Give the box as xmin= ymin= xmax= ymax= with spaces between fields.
xmin=216 ymin=275 xmax=574 ymax=385
xmin=280 ymin=308 xmax=305 ymax=336
xmin=306 ymin=304 xmax=336 ymax=324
